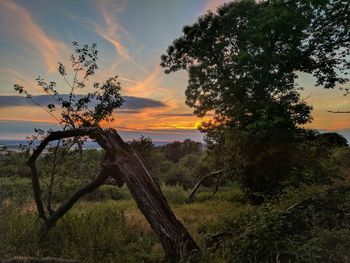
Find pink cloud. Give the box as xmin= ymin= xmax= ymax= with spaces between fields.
xmin=1 ymin=1 xmax=66 ymax=73
xmin=94 ymin=1 xmax=131 ymax=61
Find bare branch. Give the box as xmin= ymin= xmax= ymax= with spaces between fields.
xmin=302 ymin=92 xmax=312 ymax=101
xmin=45 ymin=157 xmax=114 ymax=229
xmin=27 ymin=127 xmax=101 ymax=221
xmin=27 ymin=127 xmax=101 ymax=166
xmin=47 ymin=140 xmax=61 ymax=215
xmin=188 ymin=170 xmax=223 ymax=200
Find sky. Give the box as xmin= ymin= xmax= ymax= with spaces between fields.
xmin=0 ymin=0 xmax=349 ymax=143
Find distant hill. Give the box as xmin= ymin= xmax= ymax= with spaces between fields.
xmin=0 ymin=139 xmax=172 ymax=150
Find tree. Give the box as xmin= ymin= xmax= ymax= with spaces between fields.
xmin=15 ymin=42 xmax=198 ymax=262
xmin=128 ymin=135 xmax=159 ymax=169
xmin=161 ymin=0 xmax=350 ymax=203
xmin=160 ymin=139 xmax=202 ymax=163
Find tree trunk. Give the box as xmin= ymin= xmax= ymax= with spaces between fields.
xmin=27 ymin=127 xmax=198 ymax=262
xmin=100 ymin=129 xmax=199 ymax=262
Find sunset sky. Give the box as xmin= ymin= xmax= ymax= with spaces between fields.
xmin=0 ymin=0 xmax=349 ymax=142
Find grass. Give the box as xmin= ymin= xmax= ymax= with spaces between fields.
xmin=1 ymin=178 xmax=349 ymax=262
xmin=0 ymin=179 xmax=247 ymax=262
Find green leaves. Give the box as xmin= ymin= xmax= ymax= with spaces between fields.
xmin=161 ymin=0 xmax=350 ymax=128
xmin=161 ymin=0 xmax=349 ymax=204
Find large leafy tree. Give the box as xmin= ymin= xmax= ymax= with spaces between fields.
xmin=161 ymin=0 xmax=350 ymax=203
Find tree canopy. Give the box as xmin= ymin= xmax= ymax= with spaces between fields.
xmin=161 ymin=0 xmax=349 ymax=131
xmin=161 ymin=0 xmax=350 ymax=203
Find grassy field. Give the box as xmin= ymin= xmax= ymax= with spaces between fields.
xmin=1 ymin=177 xmax=350 ymax=262
xmin=0 ymin=179 xmax=248 ymax=262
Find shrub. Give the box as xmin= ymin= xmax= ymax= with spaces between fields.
xmin=209 ymin=186 xmax=350 ymax=263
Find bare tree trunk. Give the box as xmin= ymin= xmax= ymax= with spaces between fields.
xmin=188 ymin=170 xmax=222 ymax=200
xmin=27 ymin=127 xmax=198 ymax=262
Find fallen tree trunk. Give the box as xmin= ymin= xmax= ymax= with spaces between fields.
xmin=27 ymin=127 xmax=198 ymax=262
xmin=100 ymin=129 xmax=199 ymax=261
xmin=188 ymin=170 xmax=222 ymax=200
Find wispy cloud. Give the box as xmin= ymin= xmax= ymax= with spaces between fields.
xmin=69 ymin=1 xmax=147 ymax=74
xmin=94 ymin=1 xmax=131 ymax=62
xmin=125 ymin=65 xmax=162 ymax=97
xmin=0 ymin=1 xmax=66 ymax=73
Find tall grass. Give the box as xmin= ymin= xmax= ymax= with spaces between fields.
xmin=0 ymin=180 xmax=243 ymax=262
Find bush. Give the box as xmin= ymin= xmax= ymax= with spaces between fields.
xmin=209 ymin=186 xmax=350 ymax=263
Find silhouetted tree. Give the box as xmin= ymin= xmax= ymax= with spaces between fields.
xmin=161 ymin=0 xmax=350 ymax=203
xmin=160 ymin=139 xmax=202 ymax=163
xmin=128 ymin=135 xmax=157 ymax=168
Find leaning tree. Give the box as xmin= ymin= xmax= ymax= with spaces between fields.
xmin=15 ymin=42 xmax=198 ymax=262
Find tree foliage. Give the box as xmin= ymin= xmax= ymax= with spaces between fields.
xmin=159 ymin=139 xmax=202 ymax=163
xmin=161 ymin=1 xmax=350 ymax=126
xmin=161 ymin=0 xmax=350 ymax=203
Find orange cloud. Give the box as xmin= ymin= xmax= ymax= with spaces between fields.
xmin=104 ymin=97 xmax=212 ymax=133
xmin=125 ymin=65 xmax=162 ymax=97
xmin=0 ymin=67 xmax=44 ymax=94
xmin=0 ymin=107 xmax=60 ymax=124
xmin=1 ymin=1 xmax=66 ymax=73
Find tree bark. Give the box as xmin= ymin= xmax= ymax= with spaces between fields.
xmin=27 ymin=127 xmax=198 ymax=262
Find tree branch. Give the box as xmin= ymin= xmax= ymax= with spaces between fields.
xmin=188 ymin=170 xmax=223 ymax=200
xmin=45 ymin=158 xmax=115 ymax=230
xmin=27 ymin=127 xmax=102 ymax=223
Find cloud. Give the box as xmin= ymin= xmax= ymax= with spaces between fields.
xmin=94 ymin=1 xmax=130 ymax=61
xmin=69 ymin=1 xmax=147 ymax=74
xmin=157 ymin=113 xmax=195 ymax=117
xmin=125 ymin=65 xmax=161 ymax=97
xmin=107 ymin=97 xmax=211 ymax=132
xmin=122 ymin=96 xmax=165 ymax=109
xmin=0 ymin=1 xmax=66 ymax=73
xmin=0 ymin=95 xmax=165 ymax=110
xmin=0 ymin=120 xmax=204 ymax=142
xmin=301 ymin=86 xmax=350 ymax=131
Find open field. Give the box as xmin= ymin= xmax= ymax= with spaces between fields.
xmin=0 ymin=180 xmax=248 ymax=262
xmin=2 ymin=177 xmax=350 ymax=262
